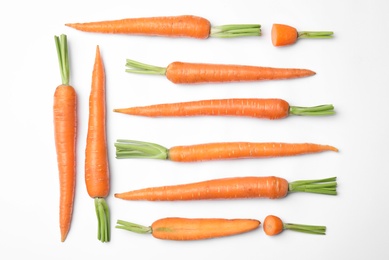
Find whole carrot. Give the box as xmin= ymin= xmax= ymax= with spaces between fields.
xmin=65 ymin=15 xmax=261 ymax=38
xmin=85 ymin=46 xmax=110 ymax=242
xmin=114 ymin=176 xmax=337 ymax=201
xmin=116 ymin=217 xmax=261 ymax=240
xmin=263 ymin=215 xmax=326 ymax=236
xmin=53 ymin=34 xmax=77 ymax=242
xmin=115 ymin=140 xmax=338 ymax=162
xmin=114 ymin=98 xmax=335 ymax=119
xmin=271 ymin=24 xmax=334 ymax=47
xmin=125 ymin=59 xmax=315 ymax=84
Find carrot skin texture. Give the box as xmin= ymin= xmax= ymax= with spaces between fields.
xmin=271 ymin=24 xmax=298 ymax=47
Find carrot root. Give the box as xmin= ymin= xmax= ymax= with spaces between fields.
xmin=95 ymin=198 xmax=110 ymax=242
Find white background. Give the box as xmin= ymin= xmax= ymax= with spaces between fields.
xmin=1 ymin=0 xmax=388 ymax=259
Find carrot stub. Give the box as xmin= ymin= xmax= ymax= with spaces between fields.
xmin=116 ymin=217 xmax=261 ymax=240
xmin=65 ymin=15 xmax=261 ymax=39
xmin=53 ymin=34 xmax=77 ymax=242
xmin=263 ymin=215 xmax=326 ymax=236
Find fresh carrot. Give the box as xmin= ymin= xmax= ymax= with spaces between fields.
xmin=116 ymin=217 xmax=261 ymax=240
xmin=263 ymin=215 xmax=326 ymax=236
xmin=65 ymin=15 xmax=261 ymax=38
xmin=114 ymin=176 xmax=337 ymax=201
xmin=113 ymin=98 xmax=334 ymax=119
xmin=115 ymin=139 xmax=338 ymax=162
xmin=125 ymin=59 xmax=316 ymax=84
xmin=85 ymin=45 xmax=110 ymax=242
xmin=53 ymin=34 xmax=77 ymax=242
xmin=271 ymin=24 xmax=334 ymax=47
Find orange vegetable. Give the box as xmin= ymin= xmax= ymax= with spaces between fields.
xmin=85 ymin=46 xmax=110 ymax=242
xmin=115 ymin=140 xmax=338 ymax=162
xmin=116 ymin=217 xmax=261 ymax=240
xmin=65 ymin=15 xmax=261 ymax=38
xmin=263 ymin=215 xmax=326 ymax=236
xmin=114 ymin=176 xmax=337 ymax=201
xmin=125 ymin=59 xmax=316 ymax=84
xmin=271 ymin=24 xmax=334 ymax=47
xmin=114 ymin=98 xmax=335 ymax=119
xmin=53 ymin=34 xmax=77 ymax=242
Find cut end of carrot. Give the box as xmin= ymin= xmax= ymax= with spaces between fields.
xmin=271 ymin=24 xmax=298 ymax=47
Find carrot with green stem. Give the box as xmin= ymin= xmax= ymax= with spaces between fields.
xmin=85 ymin=46 xmax=110 ymax=242
xmin=65 ymin=15 xmax=261 ymax=39
xmin=116 ymin=217 xmax=260 ymax=241
xmin=125 ymin=59 xmax=315 ymax=84
xmin=263 ymin=215 xmax=326 ymax=236
xmin=53 ymin=34 xmax=77 ymax=242
xmin=114 ymin=98 xmax=334 ymax=119
xmin=114 ymin=176 xmax=337 ymax=201
xmin=271 ymin=24 xmax=334 ymax=47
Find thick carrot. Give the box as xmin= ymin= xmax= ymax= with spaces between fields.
xmin=115 ymin=139 xmax=338 ymax=162
xmin=65 ymin=15 xmax=261 ymax=38
xmin=116 ymin=217 xmax=261 ymax=240
xmin=271 ymin=24 xmax=334 ymax=47
xmin=85 ymin=45 xmax=110 ymax=242
xmin=53 ymin=34 xmax=77 ymax=242
xmin=113 ymin=98 xmax=335 ymax=119
xmin=263 ymin=215 xmax=326 ymax=236
xmin=114 ymin=176 xmax=337 ymax=201
xmin=125 ymin=59 xmax=315 ymax=84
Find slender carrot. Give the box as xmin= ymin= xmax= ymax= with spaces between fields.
xmin=116 ymin=217 xmax=261 ymax=240
xmin=263 ymin=215 xmax=326 ymax=236
xmin=85 ymin=45 xmax=110 ymax=242
xmin=125 ymin=59 xmax=316 ymax=84
xmin=115 ymin=139 xmax=338 ymax=162
xmin=53 ymin=34 xmax=77 ymax=242
xmin=271 ymin=24 xmax=334 ymax=47
xmin=65 ymin=15 xmax=261 ymax=39
xmin=113 ymin=98 xmax=335 ymax=119
xmin=114 ymin=176 xmax=337 ymax=201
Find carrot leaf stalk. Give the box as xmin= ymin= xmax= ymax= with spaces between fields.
xmin=116 ymin=220 xmax=152 ymax=234
xmin=210 ymin=24 xmax=261 ymax=38
xmin=289 ymin=104 xmax=335 ymax=116
xmin=115 ymin=139 xmax=168 ymax=159
xmin=283 ymin=222 xmax=326 ymax=235
xmin=54 ymin=34 xmax=69 ymax=85
xmin=288 ymin=177 xmax=337 ymax=195
xmin=95 ymin=198 xmax=110 ymax=242
xmin=125 ymin=59 xmax=166 ymax=75
xmin=298 ymin=31 xmax=334 ymax=39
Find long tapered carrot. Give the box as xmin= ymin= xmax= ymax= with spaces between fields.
xmin=124 ymin=59 xmax=315 ymax=84
xmin=115 ymin=217 xmax=261 ymax=241
xmin=85 ymin=45 xmax=110 ymax=242
xmin=271 ymin=24 xmax=334 ymax=47
xmin=53 ymin=34 xmax=77 ymax=242
xmin=114 ymin=98 xmax=335 ymax=119
xmin=114 ymin=176 xmax=337 ymax=201
xmin=65 ymin=15 xmax=261 ymax=39
xmin=263 ymin=215 xmax=326 ymax=236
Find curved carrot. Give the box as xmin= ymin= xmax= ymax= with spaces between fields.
xmin=114 ymin=176 xmax=337 ymax=201
xmin=271 ymin=24 xmax=334 ymax=47
xmin=85 ymin=46 xmax=110 ymax=242
xmin=53 ymin=34 xmax=77 ymax=242
xmin=263 ymin=215 xmax=326 ymax=236
xmin=116 ymin=217 xmax=261 ymax=240
xmin=65 ymin=15 xmax=261 ymax=38
xmin=125 ymin=59 xmax=315 ymax=84
xmin=113 ymin=98 xmax=335 ymax=119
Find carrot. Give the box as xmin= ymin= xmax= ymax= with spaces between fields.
xmin=125 ymin=59 xmax=316 ymax=84
xmin=116 ymin=217 xmax=261 ymax=240
xmin=85 ymin=45 xmax=110 ymax=242
xmin=65 ymin=15 xmax=261 ymax=38
xmin=263 ymin=215 xmax=326 ymax=236
xmin=114 ymin=176 xmax=337 ymax=201
xmin=53 ymin=34 xmax=77 ymax=242
xmin=113 ymin=98 xmax=335 ymax=119
xmin=271 ymin=24 xmax=334 ymax=47
xmin=114 ymin=139 xmax=338 ymax=162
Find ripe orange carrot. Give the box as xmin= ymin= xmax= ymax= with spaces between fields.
xmin=116 ymin=217 xmax=261 ymax=240
xmin=263 ymin=215 xmax=326 ymax=236
xmin=271 ymin=24 xmax=334 ymax=47
xmin=85 ymin=45 xmax=110 ymax=242
xmin=114 ymin=98 xmax=335 ymax=119
xmin=114 ymin=176 xmax=337 ymax=201
xmin=53 ymin=34 xmax=77 ymax=242
xmin=115 ymin=140 xmax=338 ymax=162
xmin=125 ymin=59 xmax=316 ymax=84
xmin=65 ymin=15 xmax=261 ymax=38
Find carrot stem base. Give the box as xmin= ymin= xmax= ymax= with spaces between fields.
xmin=288 ymin=177 xmax=337 ymax=195
xmin=289 ymin=104 xmax=335 ymax=116
xmin=95 ymin=198 xmax=110 ymax=242
xmin=284 ymin=222 xmax=326 ymax=235
xmin=210 ymin=24 xmax=261 ymax=38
